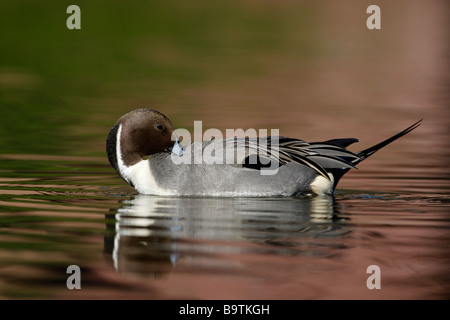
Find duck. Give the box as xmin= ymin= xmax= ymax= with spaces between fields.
xmin=106 ymin=108 xmax=421 ymax=197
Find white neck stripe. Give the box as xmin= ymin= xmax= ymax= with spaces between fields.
xmin=115 ymin=124 xmax=172 ymax=195
xmin=116 ymin=124 xmax=130 ymax=184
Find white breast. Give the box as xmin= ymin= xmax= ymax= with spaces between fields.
xmin=116 ymin=124 xmax=174 ymax=195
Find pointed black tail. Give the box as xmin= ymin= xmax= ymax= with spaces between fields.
xmin=353 ymin=119 xmax=422 ymax=165
xmin=331 ymin=119 xmax=422 ymax=189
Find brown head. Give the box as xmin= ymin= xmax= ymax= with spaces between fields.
xmin=106 ymin=109 xmax=175 ymax=177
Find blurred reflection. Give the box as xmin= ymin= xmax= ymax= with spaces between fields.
xmin=104 ymin=195 xmax=350 ymax=277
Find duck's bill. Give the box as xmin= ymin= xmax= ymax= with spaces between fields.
xmin=169 ymin=138 xmax=184 ymax=156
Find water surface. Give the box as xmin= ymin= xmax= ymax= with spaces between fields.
xmin=0 ymin=152 xmax=448 ymax=299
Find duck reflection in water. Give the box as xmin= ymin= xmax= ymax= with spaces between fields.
xmin=104 ymin=195 xmax=350 ymax=277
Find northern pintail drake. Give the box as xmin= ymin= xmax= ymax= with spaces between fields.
xmin=106 ymin=109 xmax=421 ymax=197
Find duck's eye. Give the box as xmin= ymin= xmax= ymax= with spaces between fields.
xmin=156 ymin=124 xmax=164 ymax=131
